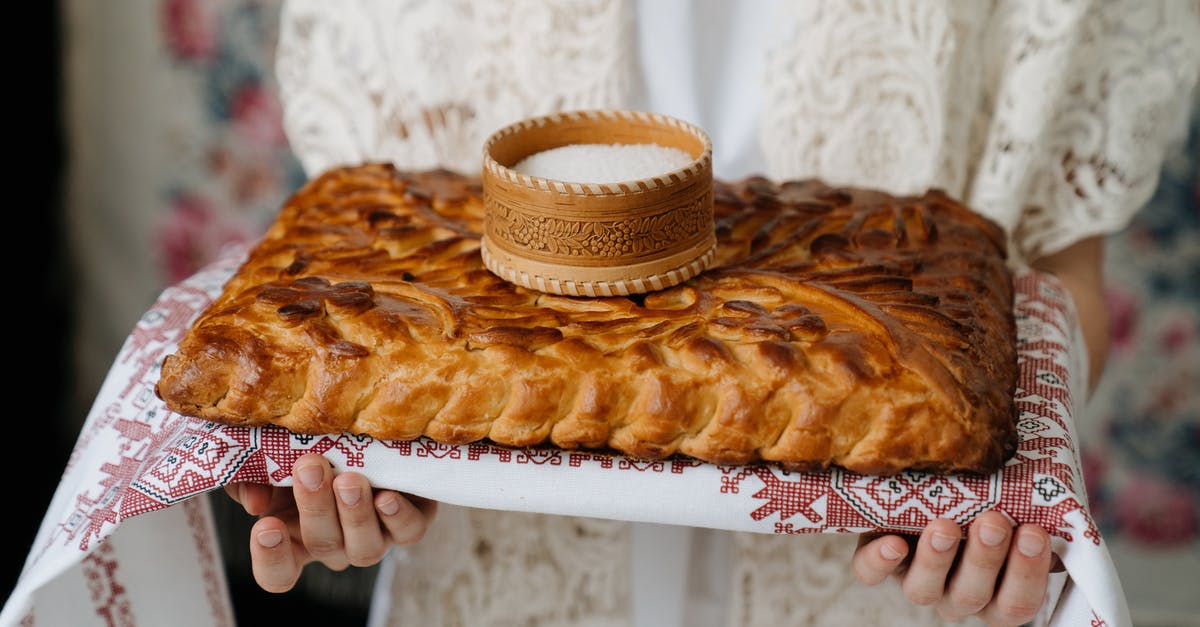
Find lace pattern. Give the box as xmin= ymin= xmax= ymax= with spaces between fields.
xmin=731 ymin=532 xmax=953 ymax=627
xmin=376 ymin=509 xmax=954 ymax=627
xmin=1002 ymin=0 xmax=1200 ymax=260
xmin=379 ymin=506 xmax=630 ymax=627
xmin=761 ymin=0 xmax=1200 ymax=262
xmin=279 ymin=0 xmax=1200 ymax=263
xmin=277 ymin=0 xmax=636 ymax=176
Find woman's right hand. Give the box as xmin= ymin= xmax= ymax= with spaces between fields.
xmin=224 ymin=453 xmax=438 ymax=593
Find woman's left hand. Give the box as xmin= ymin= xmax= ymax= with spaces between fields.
xmin=851 ymin=511 xmax=1054 ymax=625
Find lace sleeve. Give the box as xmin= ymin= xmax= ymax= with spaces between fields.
xmin=275 ymin=0 xmax=635 ymax=177
xmin=761 ymin=0 xmax=1200 ymax=263
xmin=975 ymin=0 xmax=1200 ymax=261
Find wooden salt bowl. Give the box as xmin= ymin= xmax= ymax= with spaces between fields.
xmin=481 ymin=110 xmax=715 ymax=296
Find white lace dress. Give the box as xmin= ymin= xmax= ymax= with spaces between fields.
xmin=274 ymin=1 xmax=1200 ymax=625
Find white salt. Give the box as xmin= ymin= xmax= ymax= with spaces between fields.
xmin=512 ymin=143 xmax=693 ymax=184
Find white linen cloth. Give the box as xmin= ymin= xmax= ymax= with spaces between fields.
xmin=0 ymin=246 xmax=1127 ymax=627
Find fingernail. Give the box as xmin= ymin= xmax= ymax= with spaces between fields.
xmin=880 ymin=541 xmax=903 ymax=561
xmin=296 ymin=464 xmax=323 ymax=491
xmin=931 ymin=532 xmax=957 ymax=553
xmin=979 ymin=524 xmax=1008 ymax=547
xmin=257 ymin=529 xmax=283 ymax=548
xmin=1017 ymin=531 xmax=1045 ymax=557
xmin=377 ymin=497 xmax=401 ymax=516
xmin=338 ymin=485 xmax=362 ymax=506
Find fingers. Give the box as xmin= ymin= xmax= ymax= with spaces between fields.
xmin=225 ymin=482 xmax=302 ymax=517
xmin=249 ymin=517 xmax=303 ymax=593
xmin=291 ymin=453 xmax=350 ymax=571
xmin=852 ymin=533 xmax=912 ymax=586
xmin=979 ymin=524 xmax=1052 ymax=626
xmin=901 ymin=518 xmax=962 ymax=606
xmin=937 ymin=511 xmax=1013 ymax=621
xmin=850 ymin=514 xmax=1054 ymax=624
xmin=375 ymin=490 xmax=437 ymax=546
xmin=331 ymin=472 xmax=387 ymax=567
xmin=225 ymin=482 xmax=274 ymax=516
xmin=293 ymin=454 xmax=431 ymax=569
xmin=240 ymin=453 xmax=440 ymax=589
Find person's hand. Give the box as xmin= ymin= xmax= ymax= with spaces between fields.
xmin=224 ymin=453 xmax=438 ymax=593
xmin=851 ymin=512 xmax=1054 ymax=625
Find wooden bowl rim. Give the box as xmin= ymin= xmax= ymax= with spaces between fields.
xmin=481 ymin=109 xmax=713 ymax=198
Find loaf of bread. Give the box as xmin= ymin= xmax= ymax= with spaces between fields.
xmin=156 ymin=164 xmax=1017 ymax=475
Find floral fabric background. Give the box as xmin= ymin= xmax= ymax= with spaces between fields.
xmin=1083 ymin=91 xmax=1200 ymax=623
xmin=155 ymin=0 xmax=305 ymax=283
xmin=62 ymin=0 xmax=1198 ymax=624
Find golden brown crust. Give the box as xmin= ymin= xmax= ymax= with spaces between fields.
xmin=156 ymin=164 xmax=1017 ymax=475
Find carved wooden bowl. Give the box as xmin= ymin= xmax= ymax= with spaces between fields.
xmin=481 ymin=110 xmax=715 ymax=296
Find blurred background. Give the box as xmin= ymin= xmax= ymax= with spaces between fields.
xmin=14 ymin=1 xmax=1199 ymax=625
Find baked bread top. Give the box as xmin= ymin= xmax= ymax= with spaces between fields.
xmin=156 ymin=164 xmax=1016 ymax=475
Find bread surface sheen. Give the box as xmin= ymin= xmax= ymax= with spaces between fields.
xmin=156 ymin=164 xmax=1017 ymax=475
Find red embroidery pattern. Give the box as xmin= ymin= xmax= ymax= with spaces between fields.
xmin=568 ymin=452 xmax=612 ymax=468
xmin=745 ymin=467 xmax=826 ymax=523
xmin=183 ymin=498 xmax=233 ymax=627
xmin=470 ymin=442 xmax=512 ymax=462
xmin=720 ymin=468 xmax=756 ymax=494
xmin=62 ymin=407 xmax=191 ymax=552
xmin=119 ymin=285 xmax=212 ymax=400
xmin=81 ymin=541 xmax=133 ymax=627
